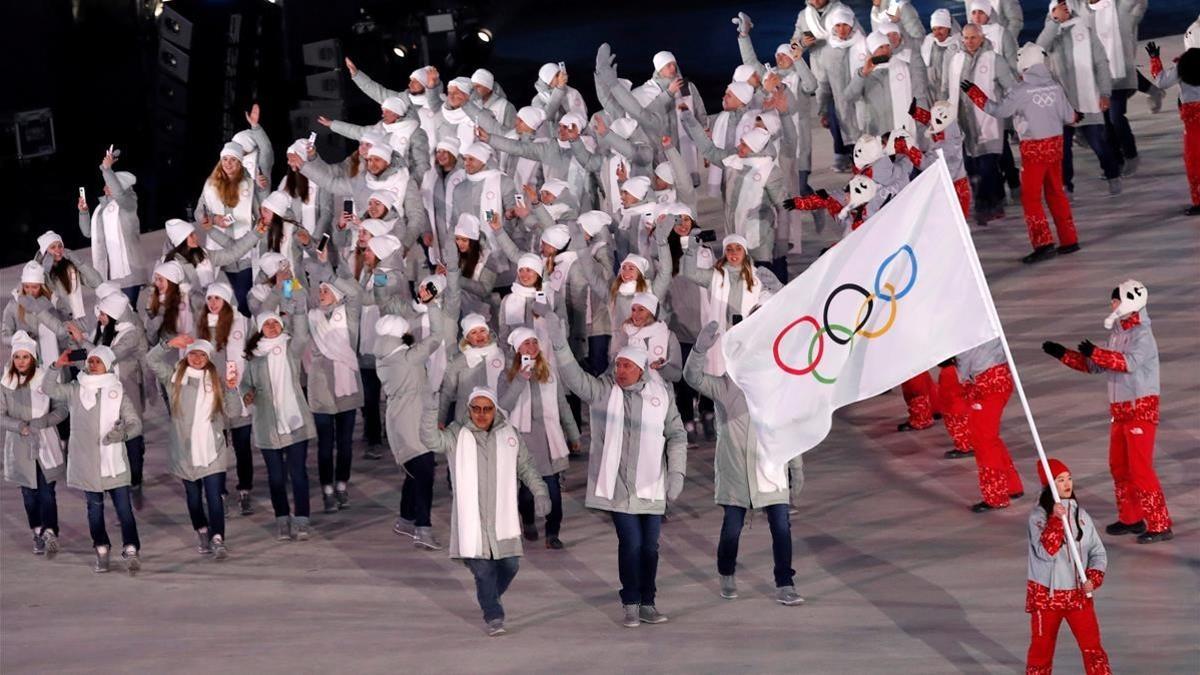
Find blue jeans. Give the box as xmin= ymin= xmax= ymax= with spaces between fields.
xmin=1105 ymin=89 xmax=1137 ymax=162
xmin=1063 ymin=124 xmax=1120 ymax=189
xmin=463 ymin=557 xmax=520 ymax=623
xmin=315 ymin=409 xmax=356 ymax=486
xmin=227 ymin=268 xmax=253 ymax=317
xmin=674 ymin=343 xmax=714 ymax=424
xmin=399 ymin=452 xmax=435 ymax=526
xmin=85 ymin=486 xmax=139 ymax=550
xmin=126 ymin=435 xmax=145 ymax=487
xmin=518 ymin=473 xmax=562 ymax=537
xmin=966 ymin=153 xmax=1005 ymax=214
xmin=586 ymin=335 xmax=612 ymax=377
xmin=183 ymin=474 xmax=225 ymax=538
xmin=260 ymin=441 xmax=310 ymax=518
xmin=610 ymin=512 xmax=662 ymax=605
xmin=20 ymin=464 xmax=58 ymax=534
xmin=360 ymin=368 xmax=383 ymax=446
xmin=826 ymin=100 xmax=849 ymax=157
xmin=717 ymin=504 xmax=795 ymax=588
xmin=120 ymin=284 xmax=142 ymax=308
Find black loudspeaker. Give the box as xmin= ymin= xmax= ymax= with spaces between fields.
xmin=289 ymin=102 xmax=347 ymax=159
xmin=156 ymin=77 xmax=189 ymax=116
xmin=305 ymin=71 xmax=342 ymax=99
xmin=302 ymin=39 xmax=341 ymax=69
xmin=159 ymin=5 xmax=194 ymax=49
xmin=158 ymin=41 xmax=191 ymax=83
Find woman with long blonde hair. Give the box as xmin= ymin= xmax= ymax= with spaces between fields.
xmin=145 ymin=339 xmax=237 ymax=560
xmin=497 ymin=328 xmax=579 ymax=549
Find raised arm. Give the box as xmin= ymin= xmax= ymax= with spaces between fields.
xmin=100 ymin=165 xmax=137 ymax=212
xmin=545 ymin=310 xmax=608 ymax=403
xmin=683 ymin=322 xmax=727 ymax=399
xmin=419 ymin=400 xmax=456 ymax=454
xmin=350 ymin=67 xmax=404 ymax=104
xmin=144 ymin=342 xmax=179 ymax=384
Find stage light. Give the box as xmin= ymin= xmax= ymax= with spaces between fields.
xmin=393 ymin=45 xmax=408 ymax=58
xmin=476 ymin=28 xmax=492 ymax=44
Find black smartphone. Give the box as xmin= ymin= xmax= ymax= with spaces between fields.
xmin=677 ymin=77 xmax=690 ymax=91
xmin=67 ymin=348 xmax=88 ymax=362
xmin=731 ymin=314 xmax=743 ymax=326
xmin=697 ymin=230 xmax=717 ymax=243
xmin=424 ymin=281 xmax=438 ymax=297
xmin=803 ymin=31 xmax=815 ymax=40
xmin=342 ymin=198 xmax=354 ymax=215
xmin=870 ymin=54 xmax=891 ymax=65
xmin=317 ymin=233 xmax=331 ymax=252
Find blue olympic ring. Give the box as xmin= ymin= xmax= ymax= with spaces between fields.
xmin=873 ymin=244 xmax=917 ymax=301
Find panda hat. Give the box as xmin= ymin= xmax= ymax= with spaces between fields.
xmin=1104 ymin=279 xmax=1147 ymax=329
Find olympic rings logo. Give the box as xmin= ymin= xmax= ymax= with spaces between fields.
xmin=772 ymin=245 xmax=918 ymax=382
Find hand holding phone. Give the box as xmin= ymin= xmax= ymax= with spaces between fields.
xmin=697 ymin=229 xmax=718 ymax=243
xmin=870 ymin=54 xmax=890 ymax=65
xmin=373 ymin=272 xmax=388 ymax=287
xmin=731 ymin=314 xmax=744 ymax=326
xmin=317 ymin=233 xmax=331 ymax=252
xmin=520 ymin=354 xmax=534 ymax=370
xmin=307 ymin=131 xmax=317 ymax=145
xmin=67 ymin=348 xmax=88 ymax=362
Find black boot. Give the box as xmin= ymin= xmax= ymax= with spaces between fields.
xmin=943 ymin=449 xmax=974 ymax=459
xmin=1105 ymin=520 xmax=1146 ymax=536
xmin=1021 ymin=245 xmax=1057 ymax=265
xmin=1136 ymin=528 xmax=1174 ymax=544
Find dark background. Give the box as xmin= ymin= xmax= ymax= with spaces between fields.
xmin=3 ymin=0 xmax=1194 ymax=267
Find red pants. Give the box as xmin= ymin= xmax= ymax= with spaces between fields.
xmin=954 ymin=176 xmax=972 ymax=218
xmin=1027 ymin=603 xmax=1111 ymax=675
xmin=901 ymin=372 xmax=939 ymax=429
xmin=1182 ymin=102 xmax=1200 ymax=207
xmin=969 ymin=389 xmax=1024 ymax=505
xmin=938 ymin=366 xmax=971 ymax=451
xmin=1019 ymin=138 xmax=1077 ymax=249
xmin=1109 ymin=420 xmax=1172 ymax=532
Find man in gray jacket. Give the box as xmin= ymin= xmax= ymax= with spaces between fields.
xmin=794 ymin=0 xmax=861 ymax=170
xmin=1087 ymin=0 xmax=1148 ymax=175
xmin=78 ymin=149 xmax=144 ymax=305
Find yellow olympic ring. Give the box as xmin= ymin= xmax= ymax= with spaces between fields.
xmin=853 ymin=283 xmax=898 ymax=339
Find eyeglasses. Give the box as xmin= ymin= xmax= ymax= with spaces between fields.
xmin=469 ymin=405 xmax=495 ymax=414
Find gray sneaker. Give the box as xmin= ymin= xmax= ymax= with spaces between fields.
xmin=1108 ymin=178 xmax=1122 ymax=195
xmin=720 ymin=574 xmax=738 ymax=599
xmin=276 ymin=516 xmax=293 ymax=541
xmin=42 ymin=529 xmax=59 ymax=558
xmin=322 ymin=491 xmax=338 ymax=514
xmin=122 ymin=545 xmax=141 ymax=574
xmin=32 ymin=531 xmax=45 ymax=555
xmin=684 ymin=422 xmax=700 ymax=448
xmin=211 ymin=534 xmax=228 ymax=561
xmin=486 ymin=619 xmax=507 ymax=636
xmin=196 ymin=529 xmax=213 ymax=555
xmin=363 ymin=444 xmax=384 ymax=460
xmin=414 ymin=526 xmax=442 ymax=551
xmin=93 ymin=546 xmax=110 ymax=573
xmin=393 ymin=516 xmax=416 ymax=539
xmin=239 ymin=491 xmax=254 ymax=516
xmin=622 ymin=604 xmax=641 ymax=628
xmin=776 ymin=586 xmax=805 ymax=606
xmin=294 ymin=517 xmax=311 ymax=541
xmin=334 ymin=488 xmax=350 ymax=509
xmin=639 ymin=605 xmax=669 ymax=624
xmin=1122 ymin=156 xmax=1139 ymax=176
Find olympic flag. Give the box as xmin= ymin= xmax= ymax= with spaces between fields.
xmin=722 ymin=157 xmax=1001 ymax=477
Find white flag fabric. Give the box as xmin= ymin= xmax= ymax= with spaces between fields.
xmin=723 ymin=158 xmax=1001 ymax=485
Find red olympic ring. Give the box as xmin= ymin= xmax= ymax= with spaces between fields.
xmin=772 ymin=316 xmax=823 ymax=376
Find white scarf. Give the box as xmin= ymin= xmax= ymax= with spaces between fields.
xmin=547 ymin=251 xmax=578 ymax=294
xmin=78 ymin=372 xmax=126 ymax=478
xmin=453 ymin=424 xmax=521 ymax=557
xmin=177 ymin=367 xmax=219 ymax=468
xmin=91 ymin=199 xmax=133 ymax=280
xmin=466 ymin=169 xmax=504 ymax=224
xmin=948 ymin=49 xmax=1002 ymax=143
xmin=705 ymin=266 xmax=764 ymax=375
xmin=595 ymin=377 xmax=669 ymax=501
xmin=413 ymin=301 xmax=448 ymax=391
xmin=420 ymin=167 xmax=466 ymax=264
xmin=804 ymin=5 xmax=830 ymax=40
xmin=441 ymin=106 xmax=478 ymax=152
xmin=510 ymin=373 xmax=569 ymax=462
xmin=604 ymin=153 xmax=630 ymax=214
xmin=462 ymin=343 xmax=504 ymax=390
xmin=922 ymin=33 xmax=957 ymax=67
xmin=1063 ymin=18 xmax=1101 ymax=114
xmin=365 ymin=167 xmax=409 ymax=203
xmin=2 ymin=367 xmax=63 ymax=470
xmin=1089 ymin=0 xmax=1124 ymax=79
xmin=383 ymin=119 xmax=420 ymax=157
xmin=202 ymin=179 xmax=254 ymax=263
xmin=720 ymin=155 xmax=774 ymax=250
xmin=308 ymin=304 xmax=360 ymax=397
xmin=878 ymin=51 xmax=916 ymax=135
xmin=253 ymin=334 xmax=305 ymax=436
xmin=981 ymin=22 xmax=1006 ymax=57
xmin=56 ymin=265 xmax=86 ymax=320
xmin=623 ymin=321 xmax=672 ymax=365
xmin=503 ymin=284 xmax=539 ymax=326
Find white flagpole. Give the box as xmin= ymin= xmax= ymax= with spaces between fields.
xmin=933 ymin=152 xmax=1091 ymax=591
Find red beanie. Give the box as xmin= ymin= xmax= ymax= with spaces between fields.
xmin=1037 ymin=458 xmax=1070 ymax=486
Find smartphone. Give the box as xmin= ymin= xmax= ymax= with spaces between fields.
xmin=803 ymin=31 xmax=815 ymax=40
xmin=870 ymin=54 xmax=891 ymax=65
xmin=78 ymin=186 xmax=86 ymax=201
xmin=373 ymin=272 xmax=388 ymax=287
xmin=677 ymin=77 xmax=690 ymax=91
xmin=67 ymin=348 xmax=88 ymax=362
xmin=730 ymin=314 xmax=744 ymax=326
xmin=424 ymin=281 xmax=438 ymax=298
xmin=520 ymin=354 xmax=533 ymax=370
xmin=557 ymin=61 xmax=566 ymax=73
xmin=342 ymin=198 xmax=354 ymax=215
xmin=514 ymin=193 xmax=526 ymax=209
xmin=225 ymin=361 xmax=238 ymax=382
xmin=535 ymin=291 xmax=547 ymax=304
xmin=223 ymin=214 xmax=235 ymax=226
xmin=317 ymin=233 xmax=331 ymax=252
xmin=697 ymin=230 xmax=717 ymax=243
xmin=485 ymin=209 xmax=496 ymax=222
xmin=307 ymin=131 xmax=317 ymax=145
xmin=107 ymin=144 xmax=114 ymax=156
xmin=282 ymin=279 xmax=293 ymax=299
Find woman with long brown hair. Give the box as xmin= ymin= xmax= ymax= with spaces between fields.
xmin=196 ymin=282 xmax=256 ymax=515
xmin=497 ymin=327 xmax=579 ymax=549
xmin=0 ymin=331 xmax=67 ymax=557
xmin=195 ymin=104 xmax=272 ymax=313
xmin=2 ymin=262 xmax=67 ymax=372
xmin=34 ymin=231 xmax=103 ymax=320
xmin=145 ymin=339 xmax=237 ymax=560
xmin=139 ymin=260 xmax=203 ymax=347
